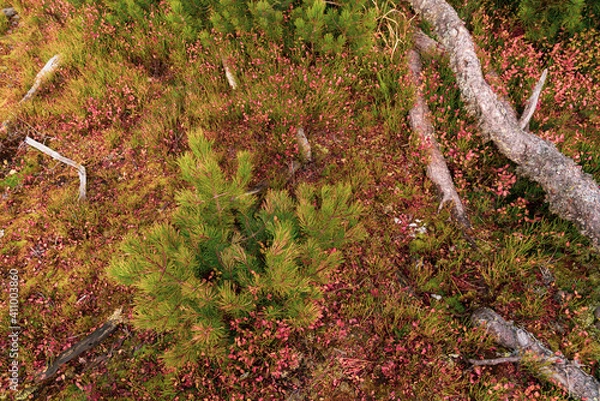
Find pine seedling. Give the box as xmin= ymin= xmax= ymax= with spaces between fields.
xmin=109 ymin=129 xmax=364 ymax=367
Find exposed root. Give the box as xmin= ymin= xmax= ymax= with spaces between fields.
xmin=472 ymin=307 xmax=600 ymax=400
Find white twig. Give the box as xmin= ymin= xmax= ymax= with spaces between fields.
xmin=20 ymin=54 xmax=61 ymax=103
xmin=519 ymin=69 xmax=548 ymax=130
xmin=222 ymin=57 xmax=237 ymax=90
xmin=24 ymin=137 xmax=87 ymax=200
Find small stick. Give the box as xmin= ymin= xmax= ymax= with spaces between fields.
xmin=24 ymin=136 xmax=87 ymax=200
xmin=519 ymin=69 xmax=548 ymax=130
xmin=2 ymin=7 xmax=18 ymax=18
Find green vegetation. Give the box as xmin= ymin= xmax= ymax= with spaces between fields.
xmin=1 ymin=0 xmax=600 ymax=399
xmin=108 ymin=131 xmax=364 ymax=366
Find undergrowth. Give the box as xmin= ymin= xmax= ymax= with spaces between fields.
xmin=1 ymin=0 xmax=600 ymax=400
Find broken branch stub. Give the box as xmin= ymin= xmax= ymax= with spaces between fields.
xmin=295 ymin=127 xmax=312 ymax=163
xmin=24 ymin=137 xmax=87 ymax=200
xmin=409 ymin=0 xmax=600 ymax=249
xmin=472 ymin=307 xmax=600 ymax=400
xmin=520 ymin=69 xmax=548 ymax=131
xmin=222 ymin=57 xmax=238 ymax=90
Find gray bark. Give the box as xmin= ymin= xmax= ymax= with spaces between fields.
xmin=2 ymin=7 xmax=17 ymax=18
xmin=407 ymin=47 xmax=470 ymax=229
xmin=409 ymin=0 xmax=600 ymax=250
xmin=472 ymin=307 xmax=600 ymax=400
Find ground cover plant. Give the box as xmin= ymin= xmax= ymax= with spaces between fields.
xmin=1 ymin=0 xmax=600 ymax=400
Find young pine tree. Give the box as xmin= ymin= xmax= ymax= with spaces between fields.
xmin=108 ymin=129 xmax=364 ymax=367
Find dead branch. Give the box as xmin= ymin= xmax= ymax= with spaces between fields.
xmin=520 ymin=69 xmax=548 ymax=131
xmin=468 ymin=356 xmax=522 ymax=366
xmin=408 ymin=0 xmax=600 ymax=250
xmin=20 ymin=54 xmax=61 ymax=103
xmin=36 ymin=308 xmax=124 ymax=382
xmin=24 ymin=136 xmax=87 ymax=200
xmin=472 ymin=307 xmax=600 ymax=400
xmin=407 ymin=47 xmax=471 ymax=230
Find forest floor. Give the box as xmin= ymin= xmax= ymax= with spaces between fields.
xmin=2 ymin=1 xmax=600 ymax=400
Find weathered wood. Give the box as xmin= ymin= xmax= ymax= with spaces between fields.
xmin=519 ymin=69 xmax=547 ymax=131
xmin=468 ymin=356 xmax=522 ymax=366
xmin=295 ymin=127 xmax=312 ymax=163
xmin=472 ymin=307 xmax=600 ymax=400
xmin=413 ymin=29 xmax=444 ymax=56
xmin=409 ymin=0 xmax=600 ymax=249
xmin=36 ymin=308 xmax=124 ymax=382
xmin=222 ymin=57 xmax=238 ymax=90
xmin=24 ymin=137 xmax=87 ymax=200
xmin=2 ymin=7 xmax=17 ymax=18
xmin=407 ymin=47 xmax=471 ymax=229
xmin=20 ymin=54 xmax=61 ymax=103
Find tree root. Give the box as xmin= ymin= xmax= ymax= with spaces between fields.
xmin=408 ymin=0 xmax=600 ymax=250
xmin=407 ymin=45 xmax=471 ymax=232
xmin=472 ymin=307 xmax=600 ymax=400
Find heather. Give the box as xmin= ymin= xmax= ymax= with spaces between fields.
xmin=1 ymin=0 xmax=600 ymax=400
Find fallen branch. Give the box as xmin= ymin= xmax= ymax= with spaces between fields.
xmin=407 ymin=46 xmax=471 ymax=230
xmin=414 ymin=33 xmax=548 ymax=135
xmin=409 ymin=0 xmax=600 ymax=249
xmin=413 ymin=29 xmax=444 ymax=56
xmin=24 ymin=136 xmax=87 ymax=200
xmin=20 ymin=54 xmax=61 ymax=103
xmin=36 ymin=308 xmax=124 ymax=382
xmin=472 ymin=307 xmax=600 ymax=400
